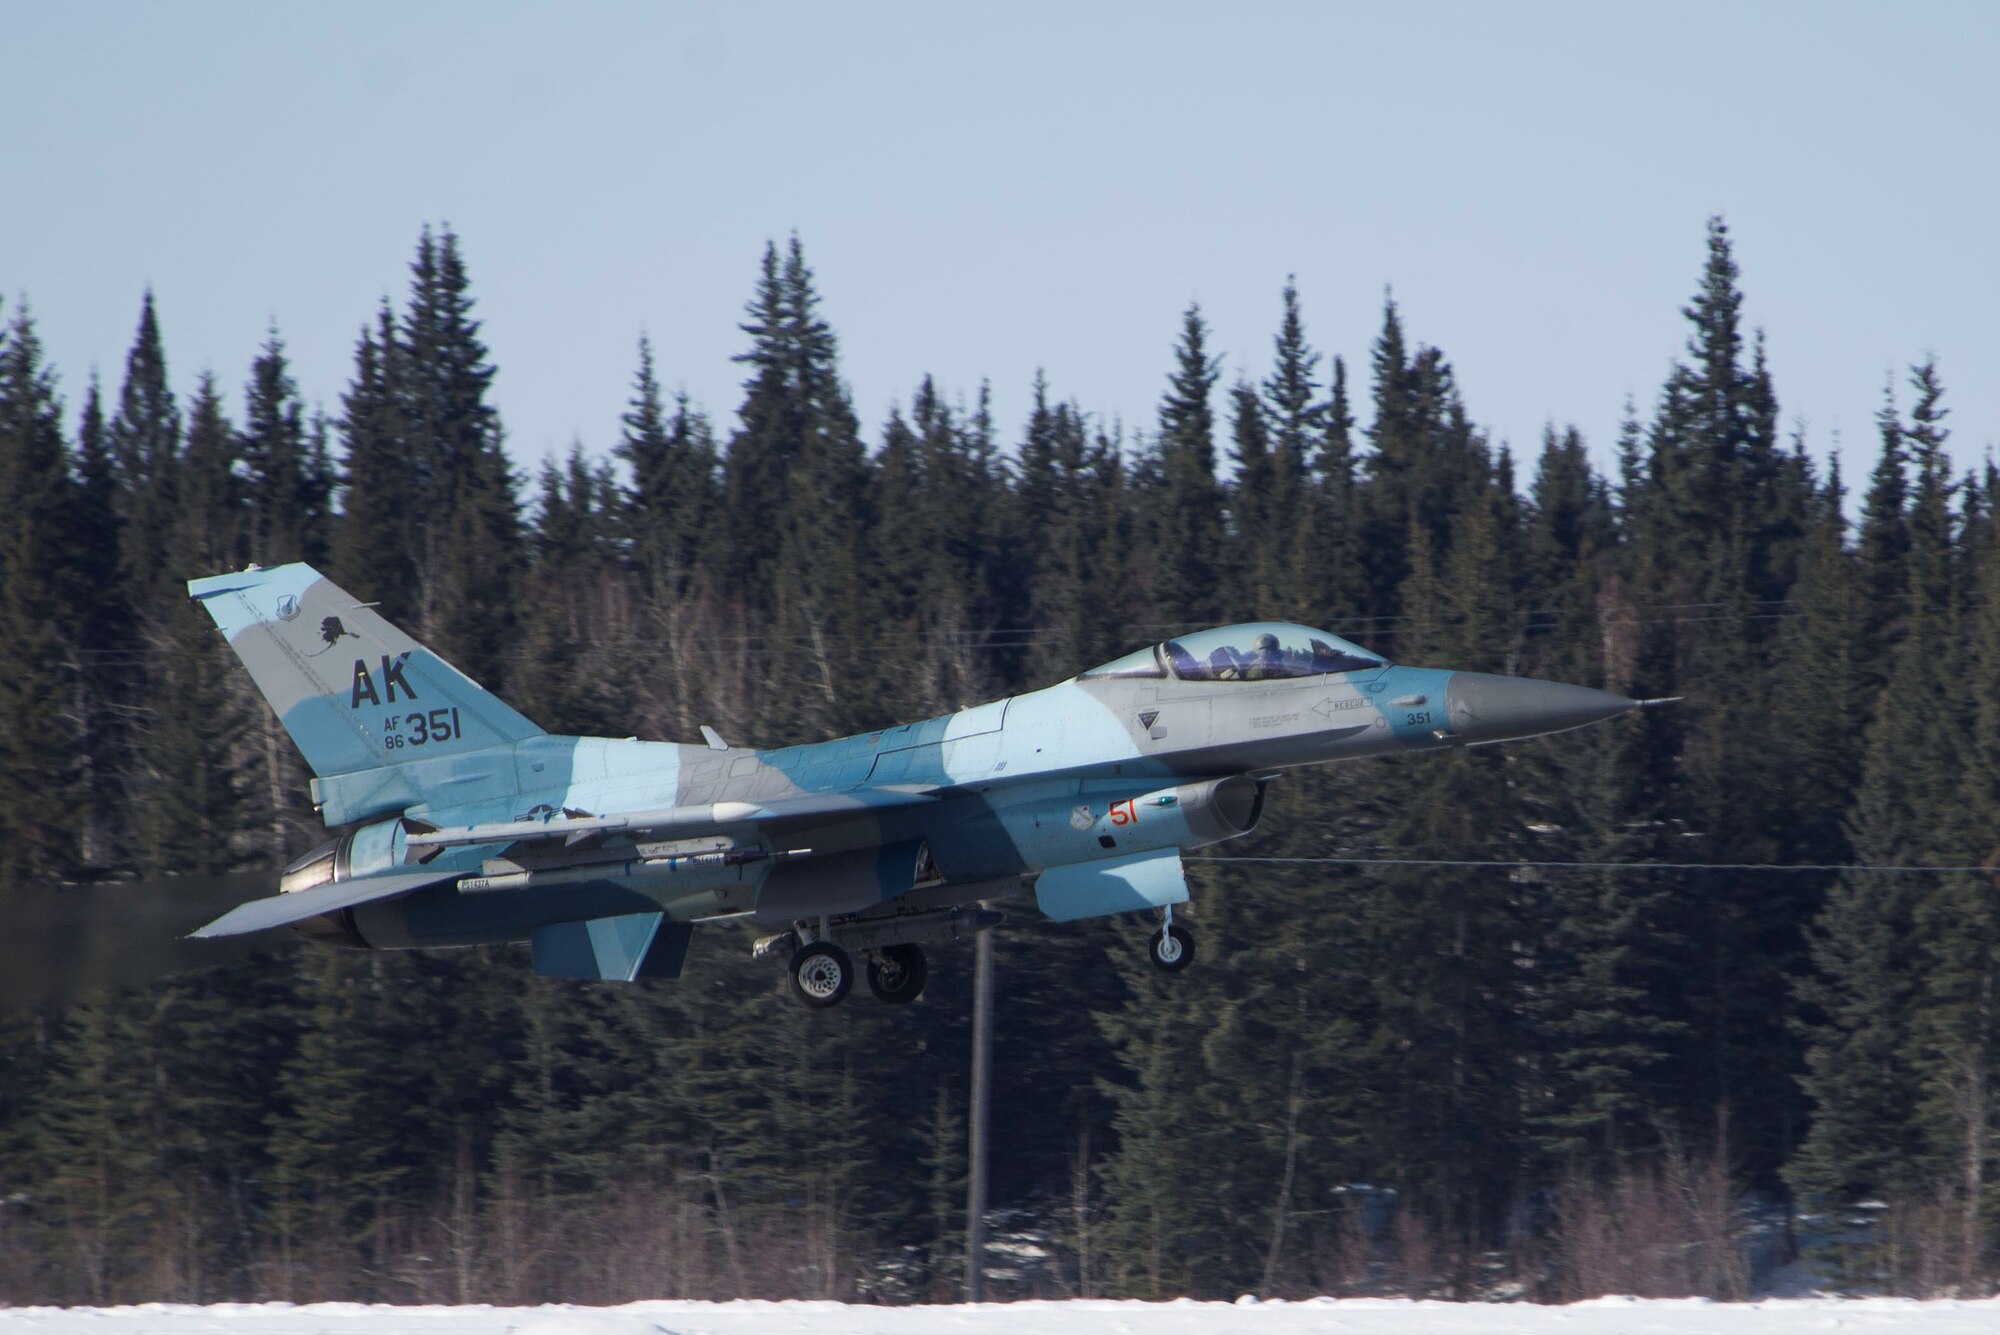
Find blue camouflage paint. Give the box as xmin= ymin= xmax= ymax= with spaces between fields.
xmin=1372 ymin=666 xmax=1458 ymax=747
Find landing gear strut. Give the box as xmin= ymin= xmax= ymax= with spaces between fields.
xmin=789 ymin=940 xmax=853 ymax=1008
xmin=1149 ymin=905 xmax=1194 ymax=972
xmin=866 ymin=943 xmax=928 ymax=1004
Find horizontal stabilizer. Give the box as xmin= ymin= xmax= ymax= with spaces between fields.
xmin=406 ymin=786 xmax=939 ymax=850
xmin=532 ymin=913 xmax=691 ymax=981
xmin=191 ymin=868 xmax=460 ymax=938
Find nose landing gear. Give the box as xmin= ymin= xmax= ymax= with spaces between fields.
xmin=1149 ymin=905 xmax=1195 ymax=972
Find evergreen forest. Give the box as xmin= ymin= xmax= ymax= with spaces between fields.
xmin=2 ymin=219 xmax=1996 ymax=1303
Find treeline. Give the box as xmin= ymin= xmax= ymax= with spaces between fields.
xmin=0 ymin=219 xmax=1995 ymax=1303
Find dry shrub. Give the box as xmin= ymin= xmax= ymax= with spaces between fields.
xmin=1829 ymin=1189 xmax=1982 ymax=1298
xmin=1391 ymin=1205 xmax=1441 ymax=1296
xmin=1309 ymin=1196 xmax=1374 ymax=1295
xmin=397 ymin=1173 xmax=858 ymax=1305
xmin=1304 ymin=1193 xmax=1467 ymax=1299
xmin=1546 ymin=1136 xmax=1746 ymax=1300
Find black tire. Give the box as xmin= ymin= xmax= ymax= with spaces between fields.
xmin=867 ymin=943 xmax=928 ymax=1004
xmin=789 ymin=941 xmax=853 ymax=1008
xmin=1150 ymin=922 xmax=1195 ymax=972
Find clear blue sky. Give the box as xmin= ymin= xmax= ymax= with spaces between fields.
xmin=5 ymin=1 xmax=1995 ymax=492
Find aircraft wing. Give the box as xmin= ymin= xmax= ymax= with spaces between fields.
xmin=190 ymin=868 xmax=461 ymax=939
xmin=403 ymin=786 xmax=939 ymax=852
xmin=194 ymin=790 xmax=940 ymax=940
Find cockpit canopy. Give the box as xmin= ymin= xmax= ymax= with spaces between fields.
xmin=1081 ymin=622 xmax=1385 ymax=683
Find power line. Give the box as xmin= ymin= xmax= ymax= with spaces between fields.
xmin=1190 ymin=856 xmax=1996 ymax=875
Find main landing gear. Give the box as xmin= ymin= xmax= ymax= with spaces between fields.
xmin=1149 ymin=905 xmax=1195 ymax=973
xmin=786 ymin=939 xmax=930 ymax=1008
xmin=866 ymin=943 xmax=928 ymax=1004
xmin=789 ymin=941 xmax=852 ymax=1008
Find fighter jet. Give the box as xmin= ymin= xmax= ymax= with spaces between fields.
xmin=187 ymin=563 xmax=1645 ymax=1008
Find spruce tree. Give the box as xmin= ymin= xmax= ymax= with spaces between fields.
xmin=1923 ymin=483 xmax=2000 ymax=1279
xmin=1227 ymin=380 xmax=1275 ymax=599
xmin=869 ymin=406 xmax=928 ymax=677
xmin=1524 ymin=426 xmax=1613 ymax=682
xmin=1148 ymin=304 xmax=1225 ymax=626
xmin=721 ymin=241 xmax=798 ymax=596
xmin=27 ymin=999 xmax=159 ymax=1299
xmin=909 ymin=376 xmax=1007 ymax=695
xmin=1791 ymin=363 xmax=1963 ymax=1211
xmin=1516 ymin=426 xmax=1686 ymax=1168
xmin=1010 ymin=372 xmax=1063 ymax=663
xmin=176 ymin=372 xmax=244 ymax=572
xmin=0 ymin=303 xmax=84 ymax=884
xmin=1356 ymin=296 xmax=1422 ymax=610
xmin=1767 ymin=457 xmax=1867 ymax=864
xmin=1094 ymin=971 xmax=1216 ymax=1295
xmin=616 ymin=336 xmax=716 ymax=599
xmin=1523 ymin=728 xmax=1688 ymax=1167
xmin=135 ymin=375 xmax=252 ymax=875
xmin=1259 ymin=277 xmax=1324 ymax=614
xmin=1615 ymin=218 xmax=1819 ymax=1177
xmin=1898 ymin=362 xmax=1999 ymax=1278
xmin=1353 ymin=300 xmax=1485 ymax=655
xmin=330 ymin=306 xmax=405 ymax=605
xmin=267 ymin=953 xmax=427 ymax=1276
xmin=108 ymin=291 xmax=181 ymax=599
xmin=721 ymin=237 xmax=873 ymax=739
xmin=240 ymin=327 xmax=325 ymax=565
xmin=1027 ymin=398 xmax=1129 ymax=684
xmin=69 ymin=373 xmax=126 ymax=865
xmin=1296 ymin=353 xmax=1361 ymax=630
xmin=402 ymin=227 xmax=518 ymax=679
xmin=514 ymin=445 xmax=623 ymax=735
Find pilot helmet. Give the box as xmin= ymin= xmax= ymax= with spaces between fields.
xmin=1254 ymin=632 xmax=1280 ymax=653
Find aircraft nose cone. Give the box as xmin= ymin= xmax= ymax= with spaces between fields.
xmin=1444 ymin=672 xmax=1637 ymax=743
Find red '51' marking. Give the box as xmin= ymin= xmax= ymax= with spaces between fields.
xmin=1109 ymin=799 xmax=1139 ymax=826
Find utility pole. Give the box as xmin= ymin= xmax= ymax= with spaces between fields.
xmin=964 ymin=926 xmax=993 ymax=1301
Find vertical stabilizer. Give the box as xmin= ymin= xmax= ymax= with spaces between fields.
xmin=188 ymin=564 xmax=543 ymax=822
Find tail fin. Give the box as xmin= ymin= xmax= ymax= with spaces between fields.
xmin=189 ymin=563 xmax=543 ymax=824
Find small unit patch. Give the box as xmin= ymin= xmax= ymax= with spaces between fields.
xmin=1070 ymin=804 xmax=1094 ymax=831
xmin=275 ymin=593 xmax=301 ymax=621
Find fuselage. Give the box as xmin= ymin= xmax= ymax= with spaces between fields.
xmin=190 ymin=567 xmax=1641 ymax=994
xmin=328 ymin=655 xmax=1631 ymax=950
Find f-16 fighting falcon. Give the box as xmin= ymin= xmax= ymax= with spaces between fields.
xmin=187 ymin=563 xmax=1648 ymax=1008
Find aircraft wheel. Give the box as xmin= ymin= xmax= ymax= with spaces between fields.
xmin=1150 ymin=922 xmax=1195 ymax=973
xmin=789 ymin=942 xmax=853 ymax=1008
xmin=867 ymin=944 xmax=928 ymax=1004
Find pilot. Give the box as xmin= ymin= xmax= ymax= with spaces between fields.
xmin=1247 ymin=631 xmax=1284 ymax=680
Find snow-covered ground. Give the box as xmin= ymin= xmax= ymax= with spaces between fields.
xmin=3 ymin=1297 xmax=1999 ymax=1335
